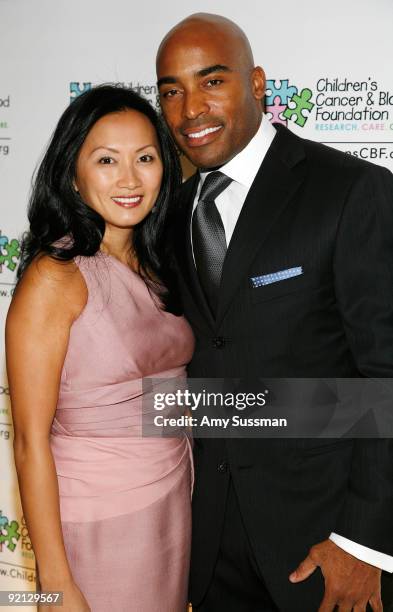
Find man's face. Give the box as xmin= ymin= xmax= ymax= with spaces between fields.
xmin=157 ymin=30 xmax=264 ymax=169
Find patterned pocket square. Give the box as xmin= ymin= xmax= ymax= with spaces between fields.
xmin=250 ymin=266 xmax=303 ymax=288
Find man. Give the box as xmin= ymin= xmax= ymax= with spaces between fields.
xmin=156 ymin=13 xmax=393 ymax=612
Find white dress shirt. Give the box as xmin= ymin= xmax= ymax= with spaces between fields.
xmin=192 ymin=114 xmax=276 ymax=244
xmin=191 ymin=114 xmax=393 ymax=573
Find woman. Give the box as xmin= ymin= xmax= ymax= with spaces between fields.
xmin=6 ymin=85 xmax=194 ymax=612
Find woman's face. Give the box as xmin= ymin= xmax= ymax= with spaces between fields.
xmin=74 ymin=109 xmax=163 ymax=232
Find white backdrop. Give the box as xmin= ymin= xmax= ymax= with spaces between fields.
xmin=1 ymin=0 xmax=393 ymax=605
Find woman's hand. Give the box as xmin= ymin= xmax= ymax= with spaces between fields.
xmin=38 ymin=580 xmax=91 ymax=612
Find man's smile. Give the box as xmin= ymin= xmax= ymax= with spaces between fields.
xmin=182 ymin=124 xmax=223 ymax=147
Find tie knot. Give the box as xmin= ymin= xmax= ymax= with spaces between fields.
xmin=199 ymin=171 xmax=232 ymax=203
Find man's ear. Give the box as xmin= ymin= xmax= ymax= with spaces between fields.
xmin=252 ymin=66 xmax=266 ymax=101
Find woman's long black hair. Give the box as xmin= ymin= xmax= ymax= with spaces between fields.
xmin=18 ymin=84 xmax=182 ymax=313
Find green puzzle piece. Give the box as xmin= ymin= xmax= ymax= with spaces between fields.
xmin=0 ymin=239 xmax=21 ymax=272
xmin=283 ymin=88 xmax=315 ymax=127
xmin=0 ymin=520 xmax=21 ymax=552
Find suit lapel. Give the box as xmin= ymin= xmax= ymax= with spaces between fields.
xmin=215 ymin=125 xmax=307 ymax=326
xmin=175 ymin=173 xmax=216 ymax=328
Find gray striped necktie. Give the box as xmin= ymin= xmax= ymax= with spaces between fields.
xmin=192 ymin=171 xmax=233 ymax=314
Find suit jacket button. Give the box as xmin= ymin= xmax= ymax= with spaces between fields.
xmin=213 ymin=336 xmax=225 ymax=349
xmin=217 ymin=460 xmax=229 ymax=473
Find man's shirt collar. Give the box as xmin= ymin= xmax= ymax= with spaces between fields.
xmin=199 ymin=114 xmax=277 ymax=189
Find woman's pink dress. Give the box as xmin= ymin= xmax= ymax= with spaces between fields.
xmin=50 ymin=253 xmax=194 ymax=612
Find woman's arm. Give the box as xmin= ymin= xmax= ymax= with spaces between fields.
xmin=5 ymin=256 xmax=88 ymax=606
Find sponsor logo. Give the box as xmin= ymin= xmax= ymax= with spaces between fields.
xmin=0 ymin=231 xmax=19 ymax=297
xmin=265 ymin=79 xmax=315 ymax=128
xmin=266 ymin=77 xmax=393 ymax=132
xmin=0 ymin=511 xmax=20 ymax=553
xmin=70 ymin=81 xmax=160 ymax=109
xmin=0 ymin=512 xmax=36 ymax=581
xmin=70 ymin=81 xmax=92 ymax=102
xmin=0 ymin=231 xmax=20 ymax=274
xmin=0 ymin=512 xmax=32 ymax=555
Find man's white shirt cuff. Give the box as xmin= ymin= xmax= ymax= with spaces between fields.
xmin=330 ymin=533 xmax=393 ymax=572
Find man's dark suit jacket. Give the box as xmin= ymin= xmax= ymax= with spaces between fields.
xmin=174 ymin=123 xmax=393 ymax=611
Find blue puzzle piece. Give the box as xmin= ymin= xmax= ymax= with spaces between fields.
xmin=70 ymin=82 xmax=92 ymax=103
xmin=0 ymin=232 xmax=8 ymax=248
xmin=0 ymin=512 xmax=9 ymax=529
xmin=265 ymin=79 xmax=298 ymax=106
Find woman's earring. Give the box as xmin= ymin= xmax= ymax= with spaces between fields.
xmin=151 ymin=206 xmax=157 ymax=214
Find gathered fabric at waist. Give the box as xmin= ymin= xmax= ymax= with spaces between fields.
xmin=50 ymin=432 xmax=193 ymax=522
xmin=53 ymin=367 xmax=187 ymax=438
xmin=51 ymin=368 xmax=192 ymax=522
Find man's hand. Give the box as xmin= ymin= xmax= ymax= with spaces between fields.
xmin=289 ymin=539 xmax=382 ymax=611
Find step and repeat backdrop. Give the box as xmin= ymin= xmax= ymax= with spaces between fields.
xmin=1 ymin=0 xmax=393 ymax=606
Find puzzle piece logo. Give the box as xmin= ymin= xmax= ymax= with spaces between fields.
xmin=0 ymin=231 xmax=21 ymax=273
xmin=283 ymin=88 xmax=315 ymax=128
xmin=0 ymin=511 xmax=21 ymax=553
xmin=0 ymin=512 xmax=8 ymax=529
xmin=265 ymin=79 xmax=315 ymax=128
xmin=70 ymin=82 xmax=92 ymax=103
xmin=265 ymin=79 xmax=298 ymax=106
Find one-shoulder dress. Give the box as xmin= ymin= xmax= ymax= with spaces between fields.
xmin=49 ymin=253 xmax=195 ymax=612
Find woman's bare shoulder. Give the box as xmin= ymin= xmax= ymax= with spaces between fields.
xmin=8 ymin=254 xmax=88 ymax=324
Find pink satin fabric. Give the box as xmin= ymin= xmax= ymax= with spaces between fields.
xmin=50 ymin=253 xmax=195 ymax=611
